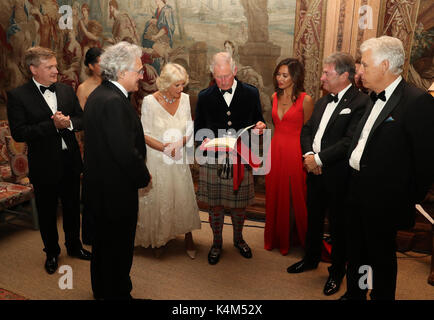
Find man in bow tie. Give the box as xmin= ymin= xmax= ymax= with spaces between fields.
xmin=7 ymin=46 xmax=91 ymax=275
xmin=194 ymin=52 xmax=266 ymax=265
xmin=343 ymin=36 xmax=434 ymax=300
xmin=287 ymin=52 xmax=369 ymax=296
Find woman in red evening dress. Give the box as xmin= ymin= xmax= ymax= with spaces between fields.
xmin=265 ymin=58 xmax=314 ymax=255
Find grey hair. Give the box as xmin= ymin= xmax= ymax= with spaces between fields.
xmin=99 ymin=41 xmax=142 ymax=81
xmin=209 ymin=52 xmax=236 ymax=74
xmin=324 ymin=52 xmax=355 ymax=81
xmin=156 ymin=63 xmax=189 ymax=92
xmin=360 ymin=36 xmax=404 ymax=75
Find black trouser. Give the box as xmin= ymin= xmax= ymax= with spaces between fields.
xmin=91 ymin=195 xmax=138 ymax=300
xmin=303 ymin=173 xmax=347 ymax=278
xmin=345 ymin=169 xmax=398 ymax=300
xmin=33 ymin=150 xmax=82 ymax=256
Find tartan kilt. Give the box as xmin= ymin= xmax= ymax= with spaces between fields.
xmin=197 ymin=163 xmax=255 ymax=208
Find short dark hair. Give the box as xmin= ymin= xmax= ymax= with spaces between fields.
xmin=84 ymin=47 xmax=103 ymax=67
xmin=273 ymin=58 xmax=305 ymax=101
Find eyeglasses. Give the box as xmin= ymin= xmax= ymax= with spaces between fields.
xmin=130 ymin=67 xmax=144 ymax=76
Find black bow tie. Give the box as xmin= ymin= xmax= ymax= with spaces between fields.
xmin=370 ymin=90 xmax=386 ymax=103
xmin=327 ymin=94 xmax=339 ymax=103
xmin=221 ymin=88 xmax=232 ymax=95
xmin=40 ymin=84 xmax=56 ymax=94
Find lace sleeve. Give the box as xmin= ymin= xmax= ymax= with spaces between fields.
xmin=141 ymin=96 xmax=154 ymax=138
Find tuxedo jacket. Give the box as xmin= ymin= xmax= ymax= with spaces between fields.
xmin=300 ymin=85 xmax=369 ymax=186
xmin=348 ymin=79 xmax=434 ymax=229
xmin=82 ymin=80 xmax=150 ymax=222
xmin=7 ymin=80 xmax=83 ymax=185
xmin=194 ymin=79 xmax=265 ymax=140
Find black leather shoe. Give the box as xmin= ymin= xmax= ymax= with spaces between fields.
xmin=234 ymin=240 xmax=252 ymax=259
xmin=323 ymin=275 xmax=343 ymax=296
xmin=67 ymin=247 xmax=92 ymax=260
xmin=208 ymin=246 xmax=221 ymax=265
xmin=286 ymin=259 xmax=318 ymax=274
xmin=45 ymin=255 xmax=58 ymax=274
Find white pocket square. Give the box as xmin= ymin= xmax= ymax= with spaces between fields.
xmin=339 ymin=108 xmax=351 ymax=115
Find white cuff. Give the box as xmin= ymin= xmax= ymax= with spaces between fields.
xmin=314 ymin=153 xmax=323 ymax=167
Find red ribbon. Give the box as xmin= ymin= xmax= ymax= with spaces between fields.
xmin=232 ymin=138 xmax=262 ymax=190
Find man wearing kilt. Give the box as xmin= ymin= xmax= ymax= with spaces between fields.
xmin=194 ymin=52 xmax=266 ymax=265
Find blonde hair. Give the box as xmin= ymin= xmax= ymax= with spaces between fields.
xmin=24 ymin=46 xmax=55 ymax=70
xmin=156 ymin=63 xmax=189 ymax=92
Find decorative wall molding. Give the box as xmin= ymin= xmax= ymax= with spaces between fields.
xmin=293 ymin=0 xmax=327 ymax=101
xmin=336 ymin=0 xmax=347 ymax=52
xmin=378 ymin=0 xmax=421 ymax=78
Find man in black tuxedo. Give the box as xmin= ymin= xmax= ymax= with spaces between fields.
xmin=7 ymin=46 xmax=91 ymax=275
xmin=287 ymin=53 xmax=369 ymax=296
xmin=343 ymin=36 xmax=434 ymax=300
xmin=83 ymin=42 xmax=151 ymax=300
xmin=194 ymin=52 xmax=266 ymax=265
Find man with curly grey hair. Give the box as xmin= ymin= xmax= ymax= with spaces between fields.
xmin=83 ymin=41 xmax=151 ymax=300
xmin=342 ymin=36 xmax=434 ymax=300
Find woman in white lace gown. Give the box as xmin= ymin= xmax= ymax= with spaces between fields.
xmin=135 ymin=63 xmax=201 ymax=258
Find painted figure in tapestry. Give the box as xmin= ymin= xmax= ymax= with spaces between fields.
xmin=142 ymin=0 xmax=175 ymax=73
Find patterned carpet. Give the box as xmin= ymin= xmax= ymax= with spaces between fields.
xmin=0 ymin=288 xmax=27 ymax=300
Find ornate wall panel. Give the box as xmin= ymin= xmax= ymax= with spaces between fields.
xmin=407 ymin=0 xmax=434 ymax=90
xmin=324 ymin=0 xmax=381 ymax=61
xmin=347 ymin=0 xmax=381 ymax=60
xmin=378 ymin=0 xmax=421 ymax=78
xmin=293 ymin=0 xmax=327 ymax=101
xmin=335 ymin=0 xmax=347 ymax=52
xmin=322 ymin=0 xmax=339 ymax=59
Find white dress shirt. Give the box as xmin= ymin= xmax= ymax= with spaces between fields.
xmin=33 ymin=78 xmax=70 ymax=150
xmin=309 ymin=83 xmax=352 ymax=167
xmin=349 ymin=76 xmax=402 ymax=171
xmin=221 ymin=79 xmax=237 ymax=107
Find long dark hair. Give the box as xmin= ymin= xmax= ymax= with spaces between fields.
xmin=273 ymin=58 xmax=305 ymax=102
